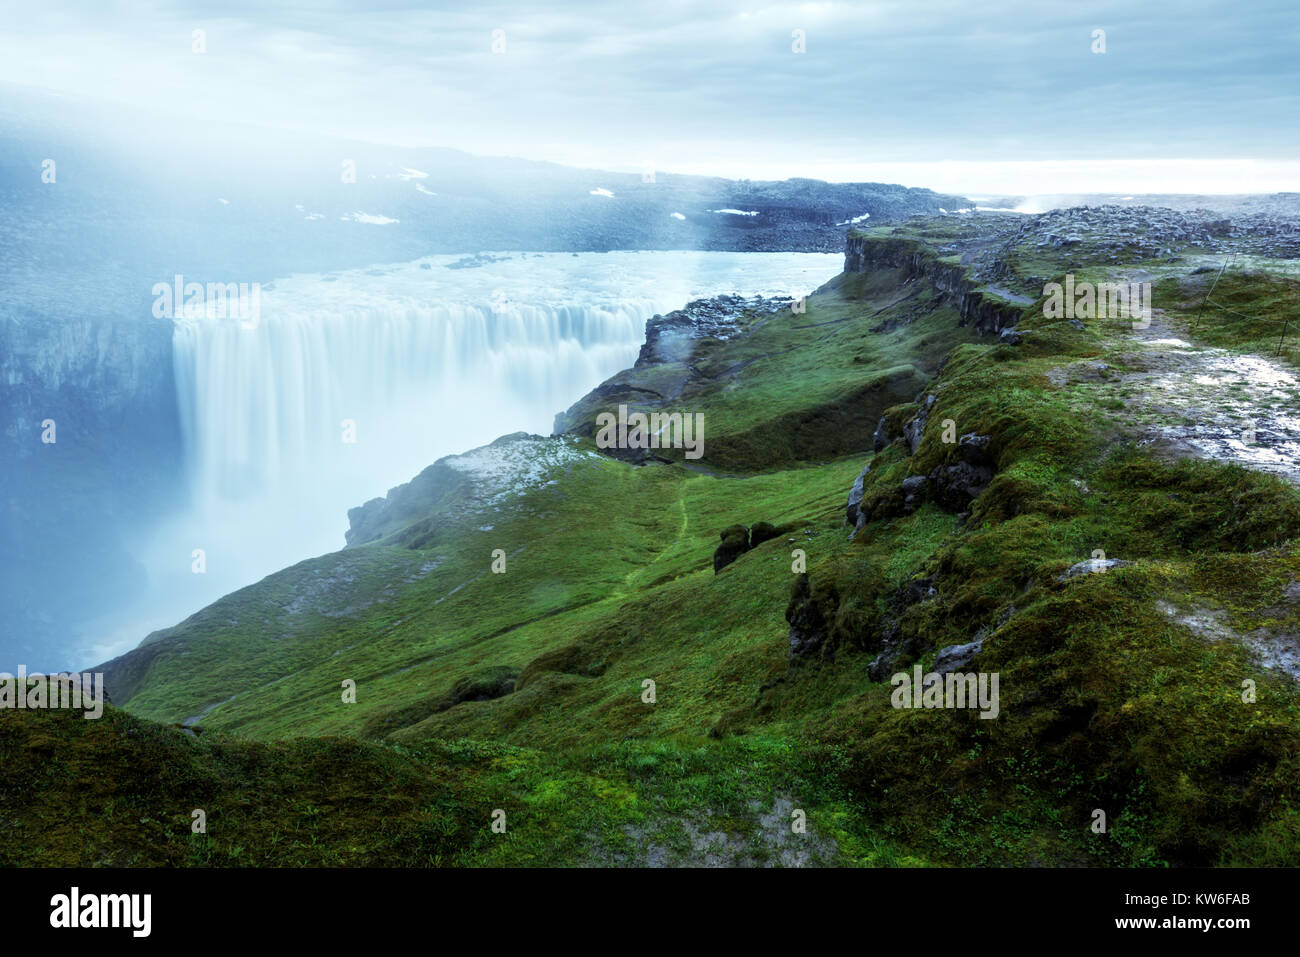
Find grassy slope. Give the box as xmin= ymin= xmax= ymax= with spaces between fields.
xmin=799 ymin=292 xmax=1300 ymax=866
xmin=10 ymin=222 xmax=1300 ymax=867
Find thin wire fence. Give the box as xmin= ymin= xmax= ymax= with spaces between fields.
xmin=1190 ymin=257 xmax=1294 ymax=357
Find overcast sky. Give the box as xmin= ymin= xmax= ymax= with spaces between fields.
xmin=3 ymin=0 xmax=1299 ymax=193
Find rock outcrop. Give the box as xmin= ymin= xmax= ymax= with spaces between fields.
xmin=933 ymin=639 xmax=983 ymax=675
xmin=845 ymin=464 xmax=872 ymax=525
xmin=1059 ymin=557 xmax=1133 ymax=581
xmin=636 ymin=295 xmax=785 ymax=367
xmin=714 ymin=525 xmax=751 ymax=573
xmin=927 ymin=433 xmax=996 ymax=510
xmin=843 ymin=235 xmax=1028 ymax=337
xmin=0 ymin=311 xmax=183 ymax=666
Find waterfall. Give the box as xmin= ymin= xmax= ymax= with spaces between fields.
xmin=172 ymin=299 xmax=649 ymax=509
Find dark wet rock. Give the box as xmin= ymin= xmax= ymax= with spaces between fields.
xmin=961 ymin=291 xmax=1024 ymax=335
xmin=902 ymin=577 xmax=937 ymax=605
xmin=903 ymin=394 xmax=936 ymax=455
xmin=933 ymin=639 xmax=983 ymax=675
xmin=901 ymin=475 xmax=928 ymax=495
xmin=867 ymin=643 xmax=906 ymax=681
xmin=852 ymin=478 xmax=911 ymax=537
xmin=899 ymin=433 xmax=995 ymax=513
xmin=446 ymin=253 xmax=512 ymax=269
xmin=1059 ymin=557 xmax=1133 ymax=581
xmin=867 ymin=577 xmax=937 ymax=680
xmin=999 ymin=327 xmax=1023 ymax=345
xmin=927 ymin=460 xmax=994 ymax=511
xmin=846 ymin=464 xmax=872 ymax=525
xmin=957 ymin=433 xmax=994 ymax=467
xmin=901 ymin=475 xmax=928 ymax=512
xmin=872 ymin=416 xmax=893 ymax=452
xmin=850 ymin=495 xmax=879 ymax=538
xmin=842 ymin=234 xmax=1028 ymax=334
xmin=714 ymin=525 xmax=751 ymax=573
xmin=867 ymin=653 xmax=896 ymax=682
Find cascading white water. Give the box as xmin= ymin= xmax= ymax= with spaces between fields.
xmin=173 ymin=298 xmax=650 ymax=508
xmin=94 ymin=251 xmax=838 ymax=664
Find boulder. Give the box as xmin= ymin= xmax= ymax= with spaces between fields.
xmin=872 ymin=416 xmax=893 ymax=452
xmin=903 ymin=394 xmax=936 ymax=455
xmin=933 ymin=639 xmax=983 ymax=675
xmin=901 ymin=475 xmax=928 ymax=512
xmin=714 ymin=525 xmax=751 ymax=573
xmin=957 ymin=433 xmax=994 ymax=467
xmin=845 ymin=464 xmax=872 ymax=525
xmin=1059 ymin=557 xmax=1133 ymax=581
xmin=927 ymin=461 xmax=994 ymax=511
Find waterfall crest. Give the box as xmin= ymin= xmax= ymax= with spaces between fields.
xmin=172 ymin=299 xmax=648 ymax=507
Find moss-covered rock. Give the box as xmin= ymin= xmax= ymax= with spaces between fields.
xmin=714 ymin=524 xmax=751 ymax=572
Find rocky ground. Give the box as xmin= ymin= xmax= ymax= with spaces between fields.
xmin=882 ymin=206 xmax=1300 ymax=295
xmin=1112 ymin=308 xmax=1300 ymax=485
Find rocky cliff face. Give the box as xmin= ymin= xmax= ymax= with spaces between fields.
xmin=0 ymin=311 xmax=182 ymax=669
xmin=843 ymin=233 xmax=1028 ymax=336
xmin=1 ymin=311 xmax=179 ymax=458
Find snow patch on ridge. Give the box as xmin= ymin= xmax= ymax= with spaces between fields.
xmin=444 ymin=436 xmax=602 ymax=509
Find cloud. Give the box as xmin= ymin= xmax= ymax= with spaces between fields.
xmin=1 ymin=0 xmax=1297 ymax=191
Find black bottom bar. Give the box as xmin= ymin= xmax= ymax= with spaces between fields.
xmin=0 ymin=867 xmax=1277 ymax=943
